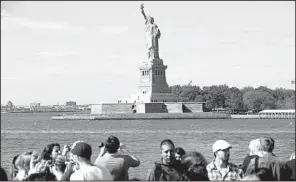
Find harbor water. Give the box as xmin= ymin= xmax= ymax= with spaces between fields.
xmin=1 ymin=112 xmax=295 ymax=180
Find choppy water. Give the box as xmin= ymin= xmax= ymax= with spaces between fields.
xmin=1 ymin=112 xmax=295 ymax=180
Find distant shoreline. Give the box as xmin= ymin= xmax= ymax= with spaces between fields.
xmin=52 ymin=113 xmax=231 ymax=120
xmin=51 ymin=113 xmax=295 ymax=120
xmin=1 ymin=111 xmax=89 ymax=114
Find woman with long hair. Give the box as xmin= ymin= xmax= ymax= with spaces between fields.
xmin=180 ymin=151 xmax=209 ymax=181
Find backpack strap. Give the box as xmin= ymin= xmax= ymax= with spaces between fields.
xmin=154 ymin=163 xmax=163 ymax=181
xmin=245 ymin=156 xmax=258 ymax=175
xmin=254 ymin=156 xmax=259 ymax=173
xmin=154 ymin=163 xmax=168 ymax=181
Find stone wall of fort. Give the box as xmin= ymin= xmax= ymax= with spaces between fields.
xmin=91 ymin=102 xmax=204 ymax=114
xmin=91 ymin=103 xmax=134 ymax=114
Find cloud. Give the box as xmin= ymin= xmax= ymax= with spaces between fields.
xmin=1 ymin=12 xmax=85 ymax=33
xmin=94 ymin=25 xmax=129 ymax=35
xmin=108 ymin=54 xmax=121 ymax=59
xmin=37 ymin=52 xmax=65 ymax=57
xmin=37 ymin=51 xmax=76 ymax=57
xmin=242 ymin=27 xmax=262 ymax=35
xmin=46 ymin=65 xmax=66 ymax=75
xmin=107 ymin=51 xmax=124 ymax=60
xmin=1 ymin=9 xmax=10 ymax=17
xmin=1 ymin=76 xmax=19 ymax=80
xmin=218 ymin=39 xmax=239 ymax=45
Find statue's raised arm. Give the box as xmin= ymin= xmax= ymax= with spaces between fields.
xmin=140 ymin=3 xmax=161 ymax=59
xmin=140 ymin=4 xmax=147 ymax=20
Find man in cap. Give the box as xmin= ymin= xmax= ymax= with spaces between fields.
xmin=206 ymin=140 xmax=244 ymax=181
xmin=94 ymin=136 xmax=140 ymax=181
xmin=69 ymin=141 xmax=112 ymax=181
xmin=146 ymin=139 xmax=183 ymax=181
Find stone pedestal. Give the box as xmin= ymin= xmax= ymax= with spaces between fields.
xmin=118 ymin=58 xmax=179 ymax=103
xmin=138 ymin=58 xmax=169 ymax=94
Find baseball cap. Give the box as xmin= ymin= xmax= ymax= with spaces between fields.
xmin=212 ymin=140 xmax=232 ymax=153
xmin=70 ymin=141 xmax=92 ymax=159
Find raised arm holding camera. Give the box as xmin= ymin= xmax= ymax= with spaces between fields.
xmin=94 ymin=136 xmax=141 ymax=181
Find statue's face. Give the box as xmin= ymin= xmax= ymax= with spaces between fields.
xmin=149 ymin=18 xmax=154 ymax=24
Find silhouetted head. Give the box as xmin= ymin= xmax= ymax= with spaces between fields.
xmin=181 ymin=151 xmax=209 ymax=181
xmin=70 ymin=141 xmax=92 ymax=161
xmin=40 ymin=143 xmax=61 ymax=161
xmin=260 ymin=137 xmax=275 ymax=153
xmin=175 ymin=147 xmax=186 ymax=161
xmin=105 ymin=136 xmax=120 ymax=154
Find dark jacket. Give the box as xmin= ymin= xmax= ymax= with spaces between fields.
xmin=286 ymin=159 xmax=295 ymax=181
xmin=146 ymin=161 xmax=182 ymax=181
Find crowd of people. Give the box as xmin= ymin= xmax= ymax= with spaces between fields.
xmin=0 ymin=136 xmax=295 ymax=181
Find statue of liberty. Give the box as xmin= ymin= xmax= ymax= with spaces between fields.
xmin=140 ymin=4 xmax=161 ymax=59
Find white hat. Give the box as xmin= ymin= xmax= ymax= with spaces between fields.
xmin=212 ymin=140 xmax=232 ymax=153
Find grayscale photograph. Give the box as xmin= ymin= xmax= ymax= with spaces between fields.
xmin=1 ymin=1 xmax=295 ymax=181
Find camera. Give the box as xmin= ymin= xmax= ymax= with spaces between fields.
xmin=98 ymin=142 xmax=104 ymax=148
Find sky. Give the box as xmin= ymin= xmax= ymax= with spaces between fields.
xmin=1 ymin=1 xmax=295 ymax=106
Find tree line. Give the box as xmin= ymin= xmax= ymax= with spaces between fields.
xmin=169 ymin=84 xmax=295 ymax=113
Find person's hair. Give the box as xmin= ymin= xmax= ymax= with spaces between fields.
xmin=105 ymin=136 xmax=120 ymax=154
xmin=0 ymin=167 xmax=8 ymax=181
xmin=25 ymin=172 xmax=56 ymax=181
xmin=260 ymin=137 xmax=275 ymax=152
xmin=181 ymin=151 xmax=209 ymax=181
xmin=9 ymin=154 xmax=20 ymax=180
xmin=175 ymin=147 xmax=186 ymax=156
xmin=53 ymin=155 xmax=67 ymax=172
xmin=15 ymin=151 xmax=33 ymax=173
xmin=160 ymin=139 xmax=175 ymax=149
xmin=40 ymin=143 xmax=60 ymax=160
xmin=55 ymin=163 xmax=66 ymax=173
xmin=249 ymin=139 xmax=264 ymax=157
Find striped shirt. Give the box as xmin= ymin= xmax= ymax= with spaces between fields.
xmin=206 ymin=161 xmax=244 ymax=181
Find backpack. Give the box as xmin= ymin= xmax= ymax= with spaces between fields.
xmin=245 ymin=156 xmax=275 ymax=180
xmin=245 ymin=155 xmax=260 ymax=175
